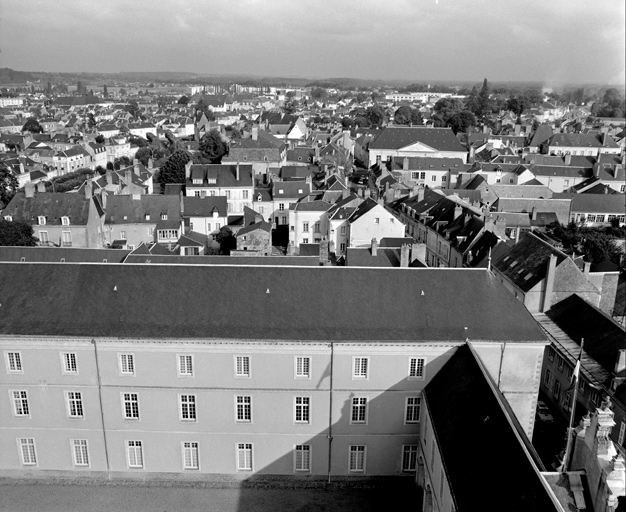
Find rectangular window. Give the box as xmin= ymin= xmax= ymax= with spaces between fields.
xmin=619 ymin=422 xmax=625 ymax=446
xmin=544 ymin=369 xmax=551 ymax=386
xmin=127 ymin=440 xmax=143 ymax=468
xmin=295 ymin=356 xmax=310 ymax=378
xmin=349 ymin=445 xmax=365 ymax=472
xmin=242 ymin=190 xmax=249 ymax=199
xmin=579 ymin=379 xmax=586 ymax=394
xmin=557 ymin=355 xmax=564 ymax=371
xmin=6 ymin=352 xmax=22 ymax=373
xmin=402 ymin=445 xmax=418 ymax=472
xmin=566 ymin=365 xmax=573 ymax=381
xmin=19 ymin=438 xmax=37 ymax=465
xmin=431 ymin=175 xmax=437 ymax=181
xmin=563 ymin=391 xmax=571 ymax=411
xmin=408 ymin=357 xmax=425 ymax=379
xmin=294 ymin=445 xmax=311 ymax=472
xmin=547 ymin=346 xmax=555 ymax=361
xmin=235 ymin=356 xmax=250 ymax=377
xmin=405 ymin=396 xmax=421 ymax=424
xmin=420 ymin=171 xmax=426 ymax=179
xmin=12 ymin=390 xmax=29 ymax=416
xmin=62 ymin=352 xmax=77 ymax=373
xmin=39 ymin=231 xmax=49 ymax=243
xmin=182 ymin=442 xmax=199 ymax=470
xmin=353 ymin=357 xmax=368 ymax=379
xmin=374 ymin=218 xmax=379 ymax=224
xmin=314 ymin=222 xmax=320 ymax=233
xmin=552 ymin=379 xmax=561 ymax=400
xmin=589 ymin=389 xmax=600 ymax=406
xmin=72 ymin=439 xmax=89 ymax=466
xmin=123 ymin=393 xmax=139 ymax=419
xmin=411 ymin=171 xmax=419 ymax=180
xmin=303 ymin=222 xmax=309 ymax=232
xmin=178 ymin=355 xmax=193 ymax=376
xmin=236 ymin=396 xmax=252 ymax=422
xmin=340 ymin=226 xmax=346 ymax=234
xmin=62 ymin=231 xmax=72 ymax=247
xmin=67 ymin=391 xmax=84 ymax=418
xmin=351 ymin=397 xmax=368 ymax=424
xmin=119 ymin=354 xmax=134 ymax=375
xmin=295 ymin=397 xmax=310 ymax=423
xmin=180 ymin=395 xmax=197 ymax=421
xmin=237 ymin=443 xmax=253 ymax=471
xmin=279 ymin=203 xmax=285 ymax=211
xmin=302 ymin=238 xmax=309 ymax=244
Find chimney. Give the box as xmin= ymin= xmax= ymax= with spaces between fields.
xmin=542 ymin=253 xmax=558 ymax=312
xmin=403 ymin=157 xmax=409 ymax=170
xmin=615 ymin=349 xmax=626 ymax=380
xmin=25 ymin=182 xmax=36 ymax=198
xmin=371 ymin=238 xmax=378 ymax=257
xmin=319 ymin=237 xmax=329 ymax=266
xmin=564 ymin=153 xmax=572 ymax=165
xmin=514 ymin=124 xmax=521 ymax=136
xmin=252 ymin=126 xmax=258 ymax=141
xmin=84 ymin=179 xmax=93 ymax=199
xmin=133 ymin=158 xmax=139 ymax=166
xmin=236 ymin=161 xmax=240 ymax=182
xmin=531 ymin=207 xmax=537 ymax=221
xmin=37 ymin=182 xmax=46 ymax=194
xmin=400 ymin=244 xmax=410 ymax=267
xmin=134 ymin=162 xmax=140 ymax=176
xmin=125 ymin=169 xmax=132 ymax=185
xmin=106 ymin=169 xmax=113 ymax=185
xmin=185 ymin=160 xmax=193 ymax=180
xmin=583 ymin=261 xmax=591 ymax=276
xmin=148 ymin=158 xmax=154 ymax=170
xmin=342 ymin=189 xmax=350 ymax=200
xmin=314 ymin=145 xmax=320 ymax=161
xmin=454 ymin=205 xmax=462 ymax=220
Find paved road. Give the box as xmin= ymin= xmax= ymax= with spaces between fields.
xmin=0 ymin=482 xmax=413 ymax=512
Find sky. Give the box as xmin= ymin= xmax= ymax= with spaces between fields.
xmin=1 ymin=0 xmax=624 ymax=85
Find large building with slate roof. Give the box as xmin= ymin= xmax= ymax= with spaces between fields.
xmin=0 ymin=263 xmax=548 ymax=485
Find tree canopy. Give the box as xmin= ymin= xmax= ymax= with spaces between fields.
xmin=157 ymin=149 xmax=191 ymax=192
xmin=215 ymin=226 xmax=237 ymax=255
xmin=0 ymin=165 xmax=18 ymax=208
xmin=22 ymin=117 xmax=43 ymax=134
xmin=178 ymin=95 xmax=189 ymax=105
xmin=0 ymin=220 xmax=38 ymax=247
xmin=199 ymin=129 xmax=229 ymax=163
xmin=547 ymin=222 xmax=626 ymax=266
xmin=394 ymin=106 xmax=423 ymax=126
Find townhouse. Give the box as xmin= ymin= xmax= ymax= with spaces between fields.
xmin=289 ymin=199 xmax=332 ymax=250
xmin=222 ymin=128 xmax=286 ymax=181
xmin=185 ymin=162 xmax=254 ymax=215
xmin=346 ymin=198 xmax=405 ymax=248
xmin=544 ymin=133 xmax=621 ymax=158
xmin=366 ymin=127 xmax=467 ymax=167
xmin=52 ymin=145 xmax=91 ymax=175
xmin=252 ymin=181 xmax=311 ymax=228
xmin=0 ymin=264 xmax=549 ymax=481
xmin=2 ymin=182 xmax=104 ymax=248
xmin=182 ymin=196 xmax=228 ymax=239
xmin=385 ymin=156 xmax=464 ymax=189
xmin=568 ymin=194 xmax=626 ymax=226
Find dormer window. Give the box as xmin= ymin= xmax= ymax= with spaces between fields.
xmin=38 ymin=216 xmax=46 ymax=225
xmin=4 ymin=215 xmax=12 ymax=222
xmin=61 ymin=216 xmax=70 ymax=225
xmin=257 ymin=194 xmax=262 ymax=201
xmin=208 ymin=178 xmax=216 ymax=184
xmin=193 ymin=179 xmax=202 ymax=184
xmin=145 ymin=213 xmax=150 ymax=221
xmin=161 ymin=214 xmax=168 ymax=220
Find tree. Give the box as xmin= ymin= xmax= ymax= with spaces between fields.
xmin=356 ymin=92 xmax=367 ymax=103
xmin=0 ymin=220 xmax=38 ymax=247
xmin=178 ymin=95 xmax=189 ymax=105
xmin=199 ymin=129 xmax=228 ymax=163
xmin=95 ymin=134 xmax=105 ymax=144
xmin=446 ymin=110 xmax=477 ymax=134
xmin=354 ymin=116 xmax=369 ymax=128
xmin=125 ymin=100 xmax=140 ymax=119
xmin=410 ymin=109 xmax=423 ymax=125
xmin=215 ymin=226 xmax=237 ymax=255
xmin=506 ymin=96 xmax=528 ymax=116
xmin=602 ymin=88 xmax=622 ymax=109
xmin=0 ymin=164 xmax=18 ymax=207
xmin=285 ymin=91 xmax=296 ymax=99
xmin=157 ymin=149 xmax=191 ymax=192
xmin=478 ymin=78 xmax=492 ymax=116
xmin=365 ymin=106 xmax=385 ymax=127
xmin=135 ymin=147 xmax=152 ymax=167
xmin=77 ymin=80 xmax=86 ymax=95
xmin=228 ymin=126 xmax=242 ymax=140
xmin=103 ymin=84 xmax=108 ymax=98
xmin=21 ymin=117 xmax=43 ymax=133
xmin=341 ymin=117 xmax=354 ymax=129
xmin=394 ymin=106 xmax=413 ymax=125
xmin=113 ymin=156 xmax=131 ymax=170
xmin=119 ymin=88 xmax=127 ymax=97
xmin=311 ymin=87 xmax=327 ymax=100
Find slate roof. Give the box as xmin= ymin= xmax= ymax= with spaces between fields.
xmin=183 ymin=196 xmax=227 ymax=217
xmin=105 ymin=195 xmax=181 ymax=224
xmin=187 ymin=164 xmax=253 ymax=188
xmin=236 ymin=221 xmax=271 ymax=236
xmin=293 ymin=199 xmax=331 ymax=212
xmin=272 ymin=181 xmax=311 ymax=199
xmin=495 ymin=198 xmax=571 ymax=225
xmin=0 ymin=246 xmax=130 ymax=263
xmin=368 ymin=127 xmax=466 ymax=152
xmin=388 ymin=156 xmax=464 ymax=172
xmin=569 ymin=193 xmax=626 ymax=213
xmin=493 ymin=233 xmax=567 ymax=292
xmin=379 ymin=237 xmax=415 ymax=248
xmin=547 ymin=133 xmax=608 ymax=148
xmin=546 ymin=294 xmax=626 ymax=378
xmin=489 ymin=184 xmax=553 ymax=199
xmin=528 ymin=125 xmax=553 ymax=147
xmin=345 ymin=247 xmax=404 ymax=267
xmin=0 ymin=265 xmax=547 ymax=341
xmin=3 ymin=191 xmax=94 ymax=225
xmin=425 ymin=345 xmax=559 ymax=512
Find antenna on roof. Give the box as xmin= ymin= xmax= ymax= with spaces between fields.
xmin=487 ymin=247 xmax=492 ymax=272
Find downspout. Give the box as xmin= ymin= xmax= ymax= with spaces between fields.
xmin=92 ymin=339 xmax=111 ymax=478
xmin=327 ymin=341 xmax=334 ymax=484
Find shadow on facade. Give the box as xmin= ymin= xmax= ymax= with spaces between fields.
xmin=233 ymin=367 xmax=438 ymax=512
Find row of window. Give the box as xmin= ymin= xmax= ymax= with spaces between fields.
xmin=5 ymin=352 xmax=427 ymax=381
xmin=4 ymin=216 xmax=73 ymax=226
xmin=543 ymin=369 xmax=599 ymax=405
xmin=410 ymin=172 xmax=448 ymax=183
xmin=9 ymin=390 xmax=422 ymax=425
xmin=14 ymin=438 xmax=420 ymax=473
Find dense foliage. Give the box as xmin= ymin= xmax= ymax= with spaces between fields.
xmin=0 ymin=220 xmax=38 ymax=246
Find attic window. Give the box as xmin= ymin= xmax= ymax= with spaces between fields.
xmin=145 ymin=214 xmax=150 ymax=221
xmin=161 ymin=214 xmax=168 ymax=220
xmin=208 ymin=178 xmax=216 ymax=184
xmin=4 ymin=215 xmax=12 ymax=222
xmin=38 ymin=216 xmax=46 ymax=225
xmin=524 ymin=273 xmax=533 ymax=280
xmin=298 ymin=189 xmax=303 ymax=194
xmin=123 ymin=215 xmax=128 ymax=221
xmin=193 ymin=179 xmax=202 ymax=184
xmin=298 ymin=157 xmax=302 ymax=161
xmin=279 ymin=189 xmax=284 ymax=194
xmin=510 ymin=260 xmax=518 ymax=268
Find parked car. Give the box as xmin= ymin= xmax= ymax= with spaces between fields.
xmin=536 ymin=400 xmax=554 ymax=423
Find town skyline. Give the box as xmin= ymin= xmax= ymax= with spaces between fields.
xmin=1 ymin=0 xmax=624 ymax=86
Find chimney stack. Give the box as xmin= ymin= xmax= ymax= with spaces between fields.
xmin=531 ymin=207 xmax=538 ymax=221
xmin=514 ymin=124 xmax=521 ymax=136
xmin=148 ymin=158 xmax=153 ymax=170
xmin=25 ymin=182 xmax=35 ymax=198
xmin=454 ymin=205 xmax=462 ymax=220
xmin=134 ymin=162 xmax=141 ymax=176
xmin=584 ymin=261 xmax=591 ymax=276
xmin=125 ymin=169 xmax=132 ymax=186
xmin=564 ymin=153 xmax=572 ymax=165
xmin=252 ymin=126 xmax=258 ymax=141
xmin=371 ymin=238 xmax=378 ymax=257
xmin=400 ymin=244 xmax=410 ymax=267
xmin=185 ymin=160 xmax=193 ymax=180
xmin=542 ymin=253 xmax=558 ymax=312
xmin=37 ymin=182 xmax=46 ymax=194
xmin=403 ymin=157 xmax=409 ymax=171
xmin=84 ymin=179 xmax=93 ymax=199
xmin=319 ymin=237 xmax=329 ymax=266
xmin=236 ymin=161 xmax=240 ymax=182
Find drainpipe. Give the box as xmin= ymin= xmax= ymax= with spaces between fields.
xmin=92 ymin=339 xmax=111 ymax=478
xmin=327 ymin=341 xmax=334 ymax=484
